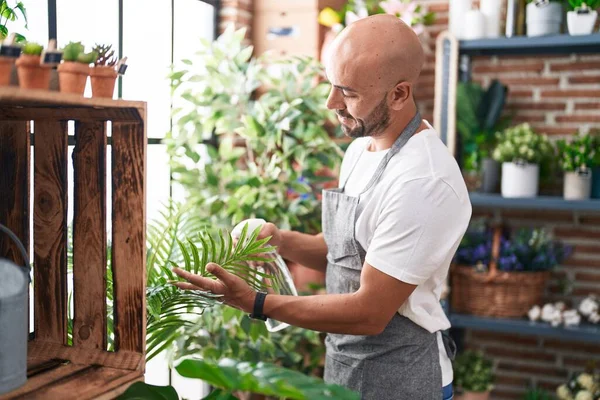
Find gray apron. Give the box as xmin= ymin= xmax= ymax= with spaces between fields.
xmin=322 ymin=112 xmax=456 ymax=399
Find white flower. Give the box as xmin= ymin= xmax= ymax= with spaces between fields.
xmin=577 ymin=374 xmax=596 ymax=391
xmin=574 ymin=390 xmax=593 ymax=400
xmin=589 ymin=311 xmax=600 ymax=324
xmin=557 ymin=384 xmax=573 ymax=400
xmin=528 ymin=305 xmax=542 ymax=321
xmin=542 ymin=303 xmax=561 ymax=322
xmin=579 ymin=296 xmax=599 ymax=317
xmin=562 ymin=309 xmax=581 ymax=327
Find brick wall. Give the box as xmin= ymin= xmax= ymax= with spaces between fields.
xmin=221 ymin=1 xmax=600 ymax=399
xmin=219 ymin=0 xmax=252 ymax=39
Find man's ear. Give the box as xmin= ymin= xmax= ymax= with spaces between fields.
xmin=389 ymin=82 xmax=413 ymax=111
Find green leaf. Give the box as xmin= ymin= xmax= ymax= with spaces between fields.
xmin=202 ymin=389 xmax=239 ymax=400
xmin=117 ymin=382 xmax=178 ymax=400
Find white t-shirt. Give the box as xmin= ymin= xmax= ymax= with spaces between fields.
xmin=339 ymin=121 xmax=472 ymax=386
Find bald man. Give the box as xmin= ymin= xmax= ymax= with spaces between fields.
xmin=173 ymin=14 xmax=471 ymax=400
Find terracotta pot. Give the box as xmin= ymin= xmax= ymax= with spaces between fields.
xmin=455 ymin=390 xmax=491 ymax=400
xmin=15 ymin=54 xmax=51 ymax=90
xmin=0 ymin=56 xmax=15 ymax=86
xmin=57 ymin=61 xmax=90 ymax=95
xmin=287 ymin=261 xmax=325 ymax=293
xmin=90 ymin=65 xmax=117 ymax=98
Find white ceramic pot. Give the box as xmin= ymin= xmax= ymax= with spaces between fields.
xmin=501 ymin=162 xmax=540 ymax=198
xmin=526 ymin=2 xmax=563 ymax=37
xmin=564 ymin=170 xmax=592 ymax=200
xmin=481 ymin=0 xmax=503 ymax=38
xmin=449 ymin=0 xmax=471 ymax=39
xmin=464 ymin=10 xmax=487 ymax=40
xmin=567 ymin=10 xmax=598 ymax=35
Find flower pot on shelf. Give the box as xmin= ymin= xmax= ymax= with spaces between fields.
xmin=592 ymin=166 xmax=600 ymax=199
xmin=481 ymin=158 xmax=500 ymax=194
xmin=90 ymin=65 xmax=118 ymax=98
xmin=567 ymin=9 xmax=598 ymax=35
xmin=0 ymin=57 xmax=15 ymax=86
xmin=564 ymin=170 xmax=592 ymax=200
xmin=455 ymin=391 xmax=491 ymax=400
xmin=501 ymin=161 xmax=539 ymax=198
xmin=15 ymin=54 xmax=51 ymax=90
xmin=57 ymin=61 xmax=89 ymax=95
xmin=526 ymin=1 xmax=563 ymax=37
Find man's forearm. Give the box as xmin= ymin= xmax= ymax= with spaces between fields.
xmin=279 ymin=231 xmax=328 ymax=272
xmin=262 ymin=292 xmax=382 ymax=335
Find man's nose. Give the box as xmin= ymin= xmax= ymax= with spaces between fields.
xmin=326 ymin=87 xmax=344 ymax=111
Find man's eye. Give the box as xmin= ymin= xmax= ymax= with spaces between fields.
xmin=341 ymin=90 xmax=353 ymax=98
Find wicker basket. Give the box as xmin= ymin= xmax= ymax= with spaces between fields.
xmin=450 ymin=226 xmax=550 ymax=318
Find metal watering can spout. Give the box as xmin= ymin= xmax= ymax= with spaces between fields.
xmin=0 ymin=223 xmax=31 ymax=395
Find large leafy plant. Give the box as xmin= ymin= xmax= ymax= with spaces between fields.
xmin=453 ymin=350 xmax=494 ymax=393
xmin=456 ymin=80 xmax=509 ymax=172
xmin=168 ymin=26 xmax=342 ymax=233
xmin=119 ymin=358 xmax=360 ymax=400
xmin=0 ymin=0 xmax=27 ymax=42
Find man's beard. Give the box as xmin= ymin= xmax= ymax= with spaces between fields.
xmin=337 ymin=95 xmax=391 ymax=139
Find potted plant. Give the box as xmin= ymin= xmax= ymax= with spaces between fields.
xmin=557 ymin=132 xmax=597 ymax=200
xmin=453 ymin=350 xmax=494 ymax=400
xmin=567 ymin=0 xmax=599 ymax=35
xmin=89 ymin=43 xmax=117 ymax=98
xmin=456 ymin=79 xmax=509 ymax=193
xmin=526 ymin=0 xmax=565 ymax=37
xmin=0 ymin=1 xmax=27 ymax=87
xmin=57 ymin=41 xmax=97 ymax=95
xmin=452 ymin=223 xmax=571 ymax=317
xmin=492 ymin=123 xmax=554 ymax=198
xmin=15 ymin=42 xmax=51 ymax=89
xmin=0 ymin=34 xmax=22 ymax=86
xmin=556 ymin=369 xmax=600 ymax=400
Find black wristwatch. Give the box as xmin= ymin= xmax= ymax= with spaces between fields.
xmin=249 ymin=292 xmax=268 ymax=321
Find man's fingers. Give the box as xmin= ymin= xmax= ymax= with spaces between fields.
xmin=171 ymin=281 xmax=202 ymax=291
xmin=172 ymin=267 xmax=222 ymax=293
xmin=206 ymin=263 xmax=236 ymax=285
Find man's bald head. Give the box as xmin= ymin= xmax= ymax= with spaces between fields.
xmin=324 ymin=14 xmax=425 ymax=139
xmin=326 ymin=14 xmax=425 ymax=91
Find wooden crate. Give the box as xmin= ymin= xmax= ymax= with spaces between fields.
xmin=0 ymin=87 xmax=146 ymax=400
xmin=252 ymin=0 xmax=347 ymax=59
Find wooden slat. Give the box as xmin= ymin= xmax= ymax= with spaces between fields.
xmin=1 ymin=361 xmax=91 ymax=399
xmin=0 ymin=87 xmax=145 ymax=121
xmin=112 ymin=122 xmax=146 ymax=354
xmin=0 ymin=121 xmax=30 ymax=266
xmin=72 ymin=121 xmax=107 ymax=351
xmin=0 ymin=361 xmax=142 ymax=400
xmin=0 ymin=107 xmax=142 ymax=122
xmin=27 ymin=341 xmax=143 ymax=370
xmin=33 ymin=120 xmax=68 ymax=344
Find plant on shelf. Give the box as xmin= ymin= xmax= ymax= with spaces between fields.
xmin=456 ymin=79 xmax=509 ymax=193
xmin=58 ymin=41 xmax=97 ymax=95
xmin=15 ymin=41 xmax=50 ymax=89
xmin=525 ymin=0 xmax=565 ymax=37
xmin=492 ymin=123 xmax=555 ymax=198
xmin=566 ymin=0 xmax=600 ymax=36
xmin=119 ymin=358 xmax=360 ymax=400
xmin=451 ymin=221 xmax=571 ymax=318
xmin=90 ymin=43 xmax=118 ymax=98
xmin=556 ymin=368 xmax=600 ymax=400
xmin=0 ymin=0 xmax=28 ymax=42
xmin=453 ymin=350 xmax=494 ymax=400
xmin=557 ymin=132 xmax=599 ymax=200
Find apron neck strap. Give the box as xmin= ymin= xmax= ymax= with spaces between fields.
xmin=341 ymin=111 xmax=422 ymax=192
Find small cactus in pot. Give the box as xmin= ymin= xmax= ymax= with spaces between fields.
xmin=90 ymin=43 xmax=118 ymax=98
xmin=57 ymin=41 xmax=97 ymax=95
xmin=15 ymin=42 xmax=51 ymax=90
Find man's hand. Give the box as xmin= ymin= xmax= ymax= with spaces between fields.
xmin=171 ymin=263 xmax=256 ymax=313
xmin=257 ymin=222 xmax=284 ymax=252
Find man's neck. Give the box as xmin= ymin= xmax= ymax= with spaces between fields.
xmin=367 ymin=104 xmax=425 ymax=152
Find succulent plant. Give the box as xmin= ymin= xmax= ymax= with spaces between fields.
xmin=22 ymin=42 xmax=43 ymax=56
xmin=62 ymin=41 xmax=98 ymax=64
xmin=92 ymin=43 xmax=117 ymax=66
